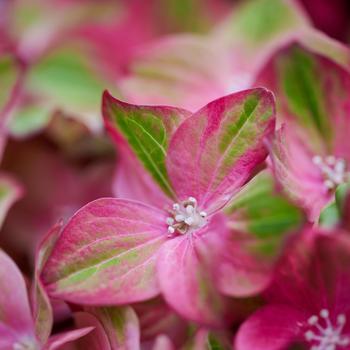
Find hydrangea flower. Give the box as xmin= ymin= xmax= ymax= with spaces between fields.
xmin=255 ymin=43 xmax=350 ymax=221
xmin=0 ymin=224 xmax=93 ymax=349
xmin=41 ymin=88 xmax=276 ymax=326
xmin=235 ymin=229 xmax=350 ymax=350
xmin=119 ymin=0 xmax=310 ymax=112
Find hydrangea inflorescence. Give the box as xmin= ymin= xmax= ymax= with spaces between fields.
xmin=2 ymin=0 xmax=350 ymax=349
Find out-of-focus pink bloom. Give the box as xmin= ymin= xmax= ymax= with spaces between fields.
xmin=255 ymin=43 xmax=350 ymax=221
xmin=0 ymin=225 xmax=93 ymax=349
xmin=118 ymin=0 xmax=307 ymax=111
xmin=0 ymin=115 xmax=115 ymax=271
xmin=119 ymin=0 xmax=350 ymax=113
xmin=235 ymin=229 xmax=350 ymax=350
xmin=76 ymin=0 xmax=233 ymax=81
xmin=41 ymin=88 xmax=276 ymax=326
xmin=0 ymin=0 xmax=234 ymax=135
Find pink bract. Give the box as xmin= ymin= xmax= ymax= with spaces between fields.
xmin=0 ymin=233 xmax=93 ymax=350
xmin=42 ymin=88 xmax=276 ymax=326
xmin=256 ymin=43 xmax=350 ymax=221
xmin=236 ymin=229 xmax=350 ymax=350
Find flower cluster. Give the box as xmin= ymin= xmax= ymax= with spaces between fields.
xmin=1 ymin=0 xmax=350 ymax=349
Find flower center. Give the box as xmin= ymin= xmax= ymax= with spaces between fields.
xmin=312 ymin=155 xmax=349 ymax=190
xmin=304 ymin=309 xmax=350 ymax=350
xmin=166 ymin=197 xmax=207 ymax=236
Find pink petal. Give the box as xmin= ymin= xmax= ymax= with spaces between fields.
xmin=32 ymin=222 xmax=62 ymax=344
xmin=103 ymin=90 xmax=190 ymax=199
xmin=120 ymin=35 xmax=232 ymax=111
xmin=0 ymin=324 xmax=18 ymax=350
xmin=270 ymin=126 xmax=330 ymax=221
xmin=46 ymin=327 xmax=94 ymax=350
xmin=81 ymin=306 xmax=140 ymax=350
xmin=218 ymin=170 xmax=304 ymax=297
xmin=42 ymin=198 xmax=168 ymax=304
xmin=74 ymin=312 xmax=111 ymax=350
xmin=152 ymin=335 xmax=175 ymax=350
xmin=113 ymin=139 xmax=171 ymax=208
xmin=214 ymin=231 xmax=273 ymax=297
xmin=166 ymin=88 xmax=275 ymax=212
xmin=133 ymin=297 xmax=188 ymax=347
xmin=0 ymin=249 xmax=34 ymax=338
xmin=256 ymin=42 xmax=350 ymax=163
xmin=235 ymin=305 xmax=306 ymax=350
xmin=188 ymin=329 xmax=210 ymax=350
xmin=157 ymin=215 xmax=231 ymax=326
xmin=268 ymin=231 xmax=350 ymax=313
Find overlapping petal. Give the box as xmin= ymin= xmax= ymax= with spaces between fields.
xmin=255 ymin=44 xmax=350 ymax=220
xmin=270 ymin=127 xmax=331 ymax=220
xmin=216 ymin=170 xmax=304 ymax=296
xmin=103 ymin=91 xmax=190 ymax=198
xmin=166 ymin=88 xmax=275 ymax=212
xmin=75 ymin=306 xmax=140 ymax=350
xmin=0 ymin=249 xmax=35 ymax=343
xmin=157 ymin=215 xmax=231 ymax=326
xmin=42 ymin=198 xmax=168 ymax=304
xmin=235 ymin=231 xmax=350 ymax=350
xmin=32 ymin=222 xmax=61 ymax=343
xmin=235 ymin=305 xmax=306 ymax=350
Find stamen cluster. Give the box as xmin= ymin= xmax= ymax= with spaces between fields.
xmin=166 ymin=197 xmax=207 ymax=236
xmin=312 ymin=156 xmax=349 ymax=190
xmin=304 ymin=309 xmax=350 ymax=350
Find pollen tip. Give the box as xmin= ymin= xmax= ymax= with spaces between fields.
xmin=313 ymin=155 xmax=322 ymax=164
xmin=305 ymin=330 xmax=314 ymax=341
xmin=338 ymin=314 xmax=346 ymax=325
xmin=166 ymin=217 xmax=174 ymax=225
xmin=185 ymin=217 xmax=194 ymax=225
xmin=308 ymin=315 xmax=318 ymax=325
xmin=320 ymin=309 xmax=329 ymax=318
xmin=175 ymin=214 xmax=185 ymax=222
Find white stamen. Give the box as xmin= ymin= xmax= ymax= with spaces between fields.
xmin=305 ymin=330 xmax=315 ymax=341
xmin=166 ymin=197 xmax=207 ymax=236
xmin=313 ymin=155 xmax=349 ymax=191
xmin=309 ymin=315 xmax=319 ymax=325
xmin=185 ymin=217 xmax=194 ymax=225
xmin=188 ymin=197 xmax=197 ymax=203
xmin=186 ymin=205 xmax=194 ymax=214
xmin=320 ymin=309 xmax=330 ymax=318
xmin=338 ymin=315 xmax=346 ymax=325
xmin=313 ymin=156 xmax=322 ymax=165
xmin=324 ymin=180 xmax=335 ymax=189
xmin=175 ymin=214 xmax=185 ymax=222
xmin=304 ymin=310 xmax=349 ymax=350
xmin=166 ymin=217 xmax=174 ymax=225
xmin=335 ymin=160 xmax=346 ymax=173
